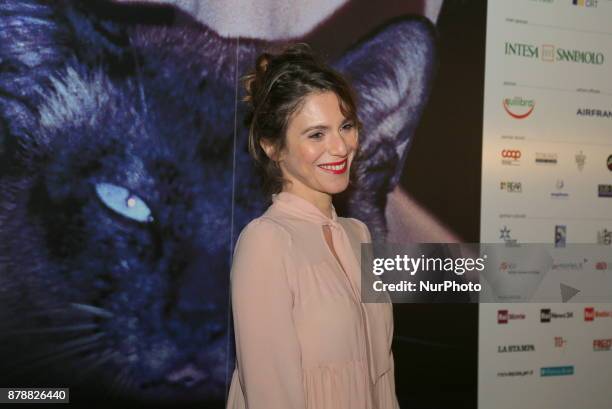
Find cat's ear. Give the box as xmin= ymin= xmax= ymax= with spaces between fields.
xmin=334 ymin=17 xmax=437 ymax=195
xmin=0 ymin=0 xmax=132 ymax=167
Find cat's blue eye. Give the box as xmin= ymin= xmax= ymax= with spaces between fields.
xmin=95 ymin=182 xmax=153 ymax=223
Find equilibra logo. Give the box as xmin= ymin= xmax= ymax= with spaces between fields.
xmin=500 ymin=181 xmax=522 ymax=193
xmin=541 ymin=308 xmax=574 ymax=322
xmin=504 ymin=42 xmax=605 ymax=65
xmin=576 ymin=108 xmax=612 ymax=118
xmin=572 ymin=0 xmax=598 ymax=7
xmin=498 ymin=344 xmax=535 ymax=353
xmin=593 ymin=339 xmax=612 ymax=351
xmin=498 ymin=309 xmax=526 ymax=324
xmin=584 ymin=307 xmax=612 ymax=321
xmin=541 ymin=366 xmax=574 ymax=377
xmin=501 ymin=149 xmax=521 ymax=165
xmin=503 ymin=97 xmax=535 ymax=119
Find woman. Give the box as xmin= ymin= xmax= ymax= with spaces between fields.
xmin=226 ymin=43 xmax=399 ymax=409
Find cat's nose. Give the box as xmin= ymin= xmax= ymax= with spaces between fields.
xmin=165 ymin=363 xmax=207 ymax=388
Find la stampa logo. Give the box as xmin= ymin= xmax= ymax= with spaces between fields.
xmin=503 ymin=97 xmax=535 ymax=119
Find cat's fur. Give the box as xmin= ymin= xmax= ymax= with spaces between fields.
xmin=0 ymin=0 xmax=435 ymax=404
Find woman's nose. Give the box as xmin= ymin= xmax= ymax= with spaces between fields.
xmin=328 ymin=131 xmax=349 ymax=156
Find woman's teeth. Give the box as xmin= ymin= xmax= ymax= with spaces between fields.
xmin=318 ymin=159 xmax=348 ymax=173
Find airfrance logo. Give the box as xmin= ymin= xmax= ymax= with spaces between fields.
xmin=541 ymin=366 xmax=574 ymax=377
xmin=505 ymin=42 xmax=604 ymax=65
xmin=577 ymin=108 xmax=612 ymax=118
xmin=503 ymin=97 xmax=535 ymax=119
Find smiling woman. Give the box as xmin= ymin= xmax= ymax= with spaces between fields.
xmin=227 ymin=44 xmax=400 ymax=409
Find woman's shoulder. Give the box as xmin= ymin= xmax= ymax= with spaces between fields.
xmin=238 ymin=216 xmax=293 ymax=244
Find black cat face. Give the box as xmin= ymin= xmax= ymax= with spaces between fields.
xmin=0 ymin=0 xmax=435 ymax=404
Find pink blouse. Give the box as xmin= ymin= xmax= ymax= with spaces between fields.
xmin=226 ymin=191 xmax=399 ymax=409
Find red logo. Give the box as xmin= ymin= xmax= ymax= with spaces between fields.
xmin=501 ymin=149 xmax=522 ymax=159
xmin=585 ymin=307 xmax=595 ymax=321
xmin=503 ymin=97 xmax=535 ymax=119
xmin=594 ymin=339 xmax=612 ymax=351
xmin=498 ymin=310 xmax=508 ymax=324
xmin=596 ymin=261 xmax=608 ymax=270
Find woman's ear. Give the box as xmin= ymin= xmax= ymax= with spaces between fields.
xmin=259 ymin=138 xmax=279 ymax=162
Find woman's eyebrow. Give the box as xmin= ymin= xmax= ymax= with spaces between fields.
xmin=300 ymin=124 xmax=330 ymax=135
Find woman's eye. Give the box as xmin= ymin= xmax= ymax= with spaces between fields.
xmin=342 ymin=122 xmax=354 ymax=131
xmin=309 ymin=132 xmax=324 ymax=139
xmin=94 ymin=182 xmax=154 ymax=223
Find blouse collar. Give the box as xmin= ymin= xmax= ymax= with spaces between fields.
xmin=271 ymin=191 xmax=339 ymax=226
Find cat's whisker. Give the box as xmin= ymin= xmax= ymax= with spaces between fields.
xmin=5 ymin=338 xmax=104 ymax=377
xmin=3 ymin=323 xmax=99 ymax=335
xmin=109 ymin=369 xmax=131 ymax=400
xmin=70 ymin=303 xmax=114 ymax=318
xmin=72 ymin=348 xmax=119 ymax=386
xmin=1 ymin=332 xmax=106 ymax=371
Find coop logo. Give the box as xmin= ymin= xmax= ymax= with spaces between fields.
xmin=572 ymin=0 xmax=598 ymax=7
xmin=501 ymin=149 xmax=521 ymax=165
xmin=598 ymin=184 xmax=612 ymax=197
xmin=535 ymin=152 xmax=558 ymax=165
xmin=597 ymin=228 xmax=611 ymax=245
xmin=504 ymin=42 xmax=605 ymax=65
xmin=498 ymin=344 xmax=535 ymax=353
xmin=541 ymin=366 xmax=574 ymax=377
xmin=498 ymin=309 xmax=526 ymax=324
xmin=503 ymin=97 xmax=535 ymax=119
xmin=593 ymin=339 xmax=612 ymax=351
xmin=585 ymin=307 xmax=612 ymax=321
xmin=576 ymin=108 xmax=612 ymax=118
xmin=500 ymin=181 xmax=522 ymax=193
xmin=541 ymin=308 xmax=573 ymax=322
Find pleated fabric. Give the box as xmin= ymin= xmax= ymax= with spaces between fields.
xmin=226 ymin=191 xmax=399 ymax=409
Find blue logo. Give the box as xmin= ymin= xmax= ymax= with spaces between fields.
xmin=541 ymin=366 xmax=574 ymax=377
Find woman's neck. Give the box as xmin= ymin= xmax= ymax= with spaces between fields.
xmin=283 ymin=187 xmax=333 ymax=220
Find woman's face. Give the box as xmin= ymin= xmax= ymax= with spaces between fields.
xmin=273 ymin=91 xmax=358 ymax=199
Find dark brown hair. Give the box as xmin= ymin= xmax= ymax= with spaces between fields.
xmin=242 ymin=43 xmax=362 ymax=196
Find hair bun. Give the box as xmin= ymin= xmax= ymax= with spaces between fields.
xmin=242 ymin=52 xmax=272 ymax=105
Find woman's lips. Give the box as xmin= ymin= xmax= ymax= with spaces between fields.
xmin=317 ymin=158 xmax=348 ymax=174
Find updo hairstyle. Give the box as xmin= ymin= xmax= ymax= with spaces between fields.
xmin=242 ymin=43 xmax=362 ymax=196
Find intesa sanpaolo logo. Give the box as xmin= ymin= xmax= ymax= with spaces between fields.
xmin=503 ymin=97 xmax=535 ymax=119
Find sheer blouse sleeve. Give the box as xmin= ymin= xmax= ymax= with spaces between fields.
xmin=230 ymin=218 xmax=306 ymax=409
